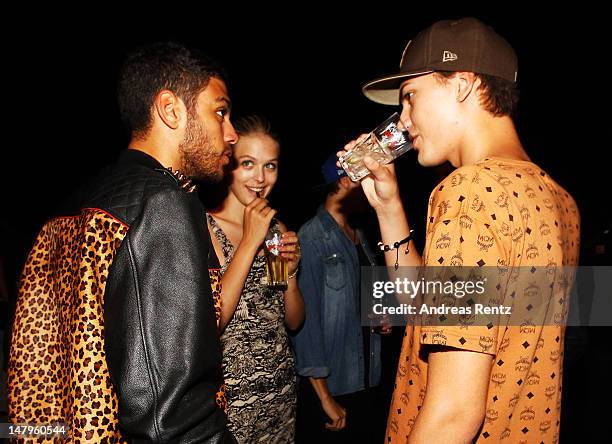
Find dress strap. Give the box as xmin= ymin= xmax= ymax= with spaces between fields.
xmin=206 ymin=213 xmax=235 ymax=262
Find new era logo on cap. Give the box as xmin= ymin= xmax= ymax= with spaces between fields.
xmin=442 ymin=51 xmax=458 ymax=62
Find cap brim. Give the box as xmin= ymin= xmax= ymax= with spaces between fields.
xmin=362 ymin=69 xmax=434 ymax=105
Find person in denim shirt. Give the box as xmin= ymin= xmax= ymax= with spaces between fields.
xmin=292 ymin=154 xmax=390 ymax=443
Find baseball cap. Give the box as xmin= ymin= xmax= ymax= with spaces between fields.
xmin=321 ymin=153 xmax=348 ymax=185
xmin=362 ymin=17 xmax=518 ymax=105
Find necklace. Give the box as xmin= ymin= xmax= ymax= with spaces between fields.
xmin=158 ymin=167 xmax=197 ymax=193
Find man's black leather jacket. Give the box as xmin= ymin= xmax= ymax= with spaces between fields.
xmin=89 ymin=149 xmax=233 ymax=443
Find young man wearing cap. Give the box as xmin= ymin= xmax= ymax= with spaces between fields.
xmin=291 ymin=155 xmax=390 ymax=443
xmin=345 ymin=17 xmax=580 ymax=443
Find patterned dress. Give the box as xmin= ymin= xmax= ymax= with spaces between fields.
xmin=208 ymin=214 xmax=297 ymax=443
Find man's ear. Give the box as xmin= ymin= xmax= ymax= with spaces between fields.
xmin=153 ymin=90 xmax=184 ymax=130
xmin=338 ymin=175 xmax=354 ymax=189
xmin=455 ymin=72 xmax=477 ymax=103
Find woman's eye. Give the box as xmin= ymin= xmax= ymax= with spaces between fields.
xmin=265 ymin=163 xmax=278 ymax=170
xmin=216 ymin=109 xmax=227 ymax=119
xmin=241 ymin=160 xmax=253 ymax=167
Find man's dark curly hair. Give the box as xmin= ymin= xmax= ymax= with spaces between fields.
xmin=118 ymin=42 xmax=227 ymax=140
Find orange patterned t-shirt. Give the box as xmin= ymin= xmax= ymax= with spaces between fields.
xmin=385 ymin=157 xmax=580 ymax=443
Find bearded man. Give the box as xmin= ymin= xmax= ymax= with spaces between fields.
xmin=8 ymin=42 xmax=238 ymax=443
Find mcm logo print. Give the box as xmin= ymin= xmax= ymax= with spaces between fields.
xmin=526 ymin=371 xmax=541 ymax=386
xmin=544 ymin=198 xmax=554 ymax=210
xmin=546 ymin=259 xmax=557 ymax=275
xmin=545 ymin=385 xmax=557 ymax=401
xmin=550 ymin=349 xmax=561 ymax=363
xmin=520 ymin=320 xmax=536 ymax=334
xmin=435 ymin=232 xmax=451 ymax=249
xmin=418 ymin=389 xmax=426 ymax=404
xmin=477 ymin=234 xmax=495 ymax=251
xmin=497 ymin=162 xmax=514 ymax=171
xmin=523 ymin=167 xmax=536 ymax=176
xmin=410 ymin=363 xmax=421 ymax=376
xmin=525 ymin=186 xmax=536 ymax=198
xmin=407 ymin=417 xmax=416 ymax=431
xmin=539 ymin=420 xmax=552 ymax=434
xmin=499 ymin=222 xmax=511 ymax=237
xmin=458 ymin=312 xmax=476 ymax=329
xmin=491 ymin=372 xmax=507 ymax=387
xmin=398 ymin=363 xmax=408 ymax=377
xmin=495 ymin=192 xmax=509 ymax=208
xmin=524 ymin=282 xmax=541 ymax=299
xmin=488 ymin=296 xmax=501 ymax=306
xmin=460 ymin=214 xmax=473 ymax=229
xmin=537 ymin=337 xmax=545 ymax=350
xmin=526 ymin=243 xmax=539 ymax=259
xmin=508 ymin=393 xmax=520 ymax=408
xmin=515 ymin=356 xmax=530 ymax=372
xmin=450 ymin=172 xmax=467 ymax=187
xmin=539 ymin=220 xmax=551 ymax=236
xmin=510 ymin=267 xmax=520 ymax=283
xmin=520 ymin=406 xmax=536 ymax=421
xmin=437 ymin=200 xmax=451 ymax=216
xmin=479 ymin=336 xmax=494 ymax=353
xmin=554 ymin=311 xmax=566 ymax=326
xmin=485 ymin=408 xmax=499 ymax=424
xmin=500 ymin=428 xmax=511 ymax=440
xmin=432 ymin=330 xmax=448 ymax=345
xmin=471 ymin=171 xmax=481 ymax=183
xmin=450 ymin=251 xmax=463 ymax=267
xmin=499 ymin=337 xmax=510 ymax=353
xmin=471 ymin=195 xmax=485 ymax=212
xmin=511 ymin=227 xmax=524 ymax=243
xmin=400 ymin=392 xmax=409 ymax=405
xmin=496 ymin=175 xmax=513 ymax=186
xmin=520 ymin=206 xmax=530 ymax=222
xmin=389 ymin=418 xmax=399 ymax=434
xmin=497 ymin=258 xmax=509 ymax=274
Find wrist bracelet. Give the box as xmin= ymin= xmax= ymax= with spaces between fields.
xmin=377 ymin=230 xmax=414 ymax=270
xmin=288 ymin=268 xmax=298 ymax=280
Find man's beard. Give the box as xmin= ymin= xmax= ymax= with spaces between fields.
xmin=179 ymin=115 xmax=225 ymax=183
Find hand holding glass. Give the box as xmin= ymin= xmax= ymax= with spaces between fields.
xmin=339 ymin=112 xmax=413 ymax=181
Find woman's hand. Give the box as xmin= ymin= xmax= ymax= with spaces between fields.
xmin=241 ymin=197 xmax=276 ymax=251
xmin=279 ymin=231 xmax=300 ymax=276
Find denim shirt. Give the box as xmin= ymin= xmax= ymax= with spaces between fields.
xmin=291 ymin=205 xmax=381 ymax=396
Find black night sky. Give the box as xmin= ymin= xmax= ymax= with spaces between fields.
xmin=3 ymin=9 xmax=607 ymax=264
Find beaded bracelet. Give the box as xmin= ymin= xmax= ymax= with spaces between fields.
xmin=377 ymin=230 xmax=415 ymax=270
xmin=288 ymin=268 xmax=298 ymax=280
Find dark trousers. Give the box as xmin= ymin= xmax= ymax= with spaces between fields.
xmin=295 ymin=378 xmax=389 ymax=444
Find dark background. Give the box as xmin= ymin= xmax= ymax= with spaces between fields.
xmin=1 ymin=8 xmax=610 ymax=442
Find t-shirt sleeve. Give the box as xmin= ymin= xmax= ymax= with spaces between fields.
xmin=419 ymin=171 xmax=512 ymax=355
